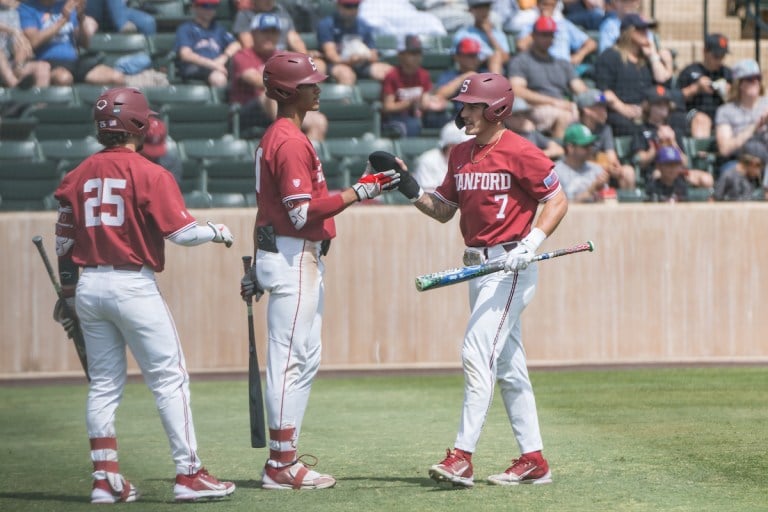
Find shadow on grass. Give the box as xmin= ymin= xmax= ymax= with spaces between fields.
xmin=0 ymin=491 xmax=168 ymax=505
xmin=342 ymin=476 xmax=469 ymax=491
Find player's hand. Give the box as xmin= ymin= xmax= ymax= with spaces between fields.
xmin=352 ymin=169 xmax=401 ymax=201
xmin=53 ymin=297 xmax=78 ymax=338
xmin=207 ymin=221 xmax=234 ymax=247
xmin=503 ymin=228 xmax=546 ymax=272
xmin=240 ymin=264 xmax=264 ymax=303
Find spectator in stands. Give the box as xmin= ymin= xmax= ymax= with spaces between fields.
xmin=562 ymin=0 xmax=605 ymax=31
xmin=593 ymin=13 xmax=672 ymax=137
xmin=358 ymin=0 xmax=447 ymax=40
xmin=493 ymin=0 xmax=537 ymax=35
xmin=412 ymin=122 xmax=473 ymax=193
xmin=504 ymin=96 xmax=564 ymax=159
xmin=140 ymin=116 xmax=183 ymax=188
xmin=554 ymin=122 xmax=610 ymax=202
xmin=380 ymin=34 xmax=447 ymax=138
xmin=575 ymin=88 xmax=635 ymax=189
xmin=85 ymin=0 xmax=156 ymax=36
xmin=508 ymin=16 xmax=587 ymax=139
xmin=714 ymin=140 xmax=766 ymax=201
xmin=230 ymin=13 xmax=327 ymax=141
xmin=175 ymin=0 xmax=240 ymax=88
xmin=677 ymin=33 xmax=732 ymax=139
xmin=433 ymin=37 xmax=486 ymax=121
xmin=645 ymin=145 xmax=689 ymax=202
xmin=453 ymin=0 xmax=511 ymax=75
xmin=598 ymin=0 xmax=639 ymax=53
xmin=714 ymin=58 xmax=768 ymax=178
xmin=632 ymin=85 xmax=713 ymax=188
xmin=19 ymin=0 xmax=127 ymax=85
xmin=232 ymin=0 xmax=325 ymax=73
xmin=316 ymin=0 xmax=391 ymax=86
xmin=0 ymin=0 xmax=50 ymax=88
xmin=515 ymin=0 xmax=598 ymax=72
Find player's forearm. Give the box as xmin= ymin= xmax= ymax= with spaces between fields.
xmin=413 ymin=193 xmax=456 ymax=223
xmin=533 ymin=189 xmax=568 ymax=236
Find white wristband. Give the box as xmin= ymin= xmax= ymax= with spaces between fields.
xmin=410 ymin=187 xmax=424 ymax=203
xmin=522 ymin=227 xmax=546 ymax=252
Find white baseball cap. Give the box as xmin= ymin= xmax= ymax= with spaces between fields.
xmin=439 ymin=122 xmax=473 ymax=148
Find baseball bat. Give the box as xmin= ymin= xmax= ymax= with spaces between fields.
xmin=242 ymin=256 xmax=266 ymax=448
xmin=415 ymin=240 xmax=595 ymax=292
xmin=32 ymin=235 xmax=90 ymax=381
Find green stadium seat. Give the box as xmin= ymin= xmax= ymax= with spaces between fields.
xmin=320 ymin=103 xmax=378 ymax=138
xmin=205 ymin=159 xmax=255 ymax=195
xmin=682 ymin=136 xmax=717 ymax=175
xmin=396 ymin=137 xmax=439 ymax=167
xmin=180 ymin=135 xmax=251 ymax=164
xmin=0 ymin=160 xmax=61 ymax=211
xmin=24 ymin=105 xmax=95 ymax=140
xmin=40 ymin=137 xmax=104 ymax=173
xmin=88 ymin=32 xmax=151 ymax=67
xmin=0 ymin=139 xmax=44 ymax=162
xmin=73 ymin=84 xmax=110 ymax=106
xmin=183 ymin=190 xmax=212 ymax=208
xmin=143 ymin=84 xmax=214 ymax=110
xmin=0 ymin=118 xmax=38 ymax=140
xmin=617 ymin=188 xmax=646 ymax=203
xmin=162 ymin=103 xmax=235 ymax=139
xmin=320 ymin=84 xmax=363 ymax=104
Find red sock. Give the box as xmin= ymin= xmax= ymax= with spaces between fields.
xmin=454 ymin=448 xmax=472 ymax=462
xmin=522 ymin=450 xmax=544 ymax=463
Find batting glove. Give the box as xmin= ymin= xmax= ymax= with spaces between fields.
xmin=53 ymin=296 xmax=77 ymax=337
xmin=241 ymin=264 xmax=264 ymax=303
xmin=503 ymin=228 xmax=546 ymax=272
xmin=207 ymin=221 xmax=234 ymax=247
xmin=352 ymin=170 xmax=401 ymax=201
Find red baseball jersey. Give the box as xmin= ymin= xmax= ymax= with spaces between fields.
xmin=255 ymin=117 xmax=336 ymax=241
xmin=435 ymin=130 xmax=560 ymax=247
xmin=54 ymin=147 xmax=196 ymax=272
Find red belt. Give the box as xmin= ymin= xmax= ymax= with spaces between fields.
xmin=84 ymin=264 xmax=143 ymax=271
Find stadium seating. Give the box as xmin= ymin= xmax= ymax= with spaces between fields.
xmin=396 ymin=137 xmax=439 ymax=168
xmin=40 ymin=137 xmax=104 ymax=174
xmin=89 ymin=33 xmax=151 ymax=67
xmin=180 ymin=135 xmax=251 ymax=164
xmin=162 ymin=103 xmax=236 ymax=139
xmin=24 ymin=105 xmax=95 ymax=140
xmin=682 ymin=136 xmax=717 ymax=176
xmin=0 ymin=118 xmax=37 ymax=140
xmin=143 ymin=84 xmax=214 ymax=110
xmin=206 ymin=160 xmax=255 ymax=207
xmin=0 ymin=139 xmax=44 ymax=162
xmin=0 ymin=160 xmax=60 ymax=211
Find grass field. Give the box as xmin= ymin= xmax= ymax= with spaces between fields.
xmin=1 ymin=368 xmax=766 ymax=512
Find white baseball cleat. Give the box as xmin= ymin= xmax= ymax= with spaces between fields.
xmin=90 ymin=476 xmax=138 ymax=503
xmin=173 ymin=467 xmax=235 ymax=501
xmin=261 ymin=459 xmax=336 ymax=490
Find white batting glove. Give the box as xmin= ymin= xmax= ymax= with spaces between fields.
xmin=503 ymin=228 xmax=546 ymax=272
xmin=352 ymin=169 xmax=401 ymax=201
xmin=207 ymin=221 xmax=234 ymax=247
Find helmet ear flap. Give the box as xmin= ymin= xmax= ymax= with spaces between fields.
xmin=454 ymin=111 xmax=465 ymax=129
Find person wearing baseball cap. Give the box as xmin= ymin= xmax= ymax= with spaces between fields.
xmin=432 ymin=37 xmax=486 ymax=120
xmin=509 ymin=14 xmax=589 ymax=139
xmin=451 ymin=0 xmax=511 ymax=74
xmin=513 ymin=0 xmax=597 ymax=69
xmin=646 ymin=145 xmax=690 ymax=202
xmin=139 ymin=116 xmax=183 ymax=189
xmin=381 ymin=34 xmax=448 ymax=137
xmin=714 ymin=140 xmax=767 ymax=200
xmin=555 ymin=123 xmax=610 ymax=202
xmin=575 ymin=88 xmax=637 ymax=191
xmin=714 ymin=58 xmax=768 ymax=177
xmin=175 ymin=0 xmax=241 ymax=87
xmin=677 ymin=33 xmax=733 ymax=139
xmin=315 ymin=0 xmax=392 ymax=85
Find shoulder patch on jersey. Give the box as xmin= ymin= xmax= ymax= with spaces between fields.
xmin=543 ymin=170 xmax=558 ymax=190
xmin=292 ymin=178 xmax=301 ymax=188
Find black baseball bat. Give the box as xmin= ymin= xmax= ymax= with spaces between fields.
xmin=242 ymin=256 xmax=266 ymax=448
xmin=32 ymin=235 xmax=90 ymax=381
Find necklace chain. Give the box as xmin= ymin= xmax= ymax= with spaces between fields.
xmin=470 ymin=131 xmax=504 ymax=164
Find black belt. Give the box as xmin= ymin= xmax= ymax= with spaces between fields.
xmin=483 ymin=242 xmax=518 ymax=258
xmin=84 ymin=264 xmax=143 ymax=271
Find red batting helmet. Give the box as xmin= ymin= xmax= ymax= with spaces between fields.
xmin=263 ymin=51 xmax=328 ymax=103
xmin=94 ymin=87 xmax=156 ymax=137
xmin=452 ymin=73 xmax=515 ymax=126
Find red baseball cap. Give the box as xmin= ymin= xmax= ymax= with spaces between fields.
xmin=193 ymin=0 xmax=220 ymax=6
xmin=533 ymin=16 xmax=557 ymax=33
xmin=455 ymin=37 xmax=481 ymax=56
xmin=141 ymin=116 xmax=167 ymax=160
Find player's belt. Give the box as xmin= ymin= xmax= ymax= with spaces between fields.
xmin=464 ymin=242 xmax=520 ymax=266
xmin=84 ymin=264 xmax=143 ymax=272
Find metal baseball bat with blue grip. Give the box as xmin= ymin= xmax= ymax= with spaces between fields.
xmin=415 ymin=241 xmax=595 ymax=292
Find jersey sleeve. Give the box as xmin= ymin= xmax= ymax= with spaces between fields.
xmin=512 ymin=144 xmax=560 ymax=202
xmin=143 ymin=164 xmax=197 ymax=236
xmin=273 ymin=137 xmax=316 ymax=204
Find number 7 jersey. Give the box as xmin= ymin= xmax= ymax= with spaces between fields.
xmin=433 ymin=130 xmax=561 ymax=248
xmin=54 ymin=147 xmax=197 ymax=272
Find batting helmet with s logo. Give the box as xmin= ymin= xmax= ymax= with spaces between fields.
xmin=452 ymin=73 xmax=515 ymax=128
xmin=93 ymin=87 xmax=156 ymax=137
xmin=263 ymin=51 xmax=328 ymax=103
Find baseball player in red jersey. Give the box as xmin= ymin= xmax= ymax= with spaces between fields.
xmin=53 ymin=87 xmax=236 ymax=503
xmin=396 ymin=73 xmax=569 ymax=487
xmin=239 ymin=51 xmax=400 ymax=490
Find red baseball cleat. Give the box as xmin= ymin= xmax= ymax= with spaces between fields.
xmin=487 ymin=454 xmax=552 ymax=485
xmin=173 ymin=468 xmax=235 ymax=501
xmin=428 ymin=449 xmax=474 ymax=487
